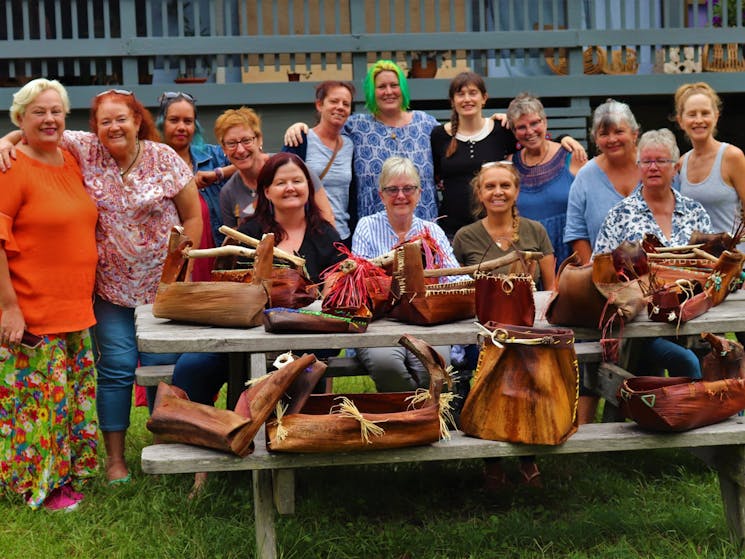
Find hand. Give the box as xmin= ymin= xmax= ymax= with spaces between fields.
xmin=0 ymin=306 xmax=25 ymax=346
xmin=490 ymin=113 xmax=510 ymax=129
xmin=195 ymin=170 xmax=217 ymax=189
xmin=283 ymin=122 xmax=309 ymax=147
xmin=0 ymin=139 xmax=18 ymax=173
xmin=559 ymin=136 xmax=588 ymax=163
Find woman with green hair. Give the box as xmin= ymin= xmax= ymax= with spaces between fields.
xmin=285 ymin=59 xmax=440 ymax=223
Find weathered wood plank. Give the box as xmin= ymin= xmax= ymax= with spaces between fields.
xmin=272 ymin=469 xmax=295 ymax=515
xmin=141 ymin=417 xmax=745 ymax=475
xmin=134 ymin=364 xmax=176 ymax=386
xmin=253 ymin=470 xmax=276 ymax=559
xmin=135 ymin=291 xmax=745 ymax=354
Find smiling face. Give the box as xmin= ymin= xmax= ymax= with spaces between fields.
xmin=511 ymin=112 xmax=547 ymax=151
xmin=163 ymin=99 xmax=196 ymax=152
xmin=452 ymin=83 xmax=487 ymax=119
xmin=265 ymin=161 xmax=309 ymax=212
xmin=677 ymin=93 xmax=718 ymax=143
xmin=374 ymin=70 xmax=403 ymax=115
xmin=17 ymin=88 xmax=66 ymax=151
xmin=639 ymin=144 xmax=676 ymax=191
xmin=594 ymin=121 xmax=638 ymax=160
xmin=316 ymin=86 xmax=352 ymax=129
xmin=95 ymin=99 xmax=141 ymax=157
xmin=476 ymin=166 xmax=518 ymax=217
xmin=380 ymin=174 xmax=421 ymax=220
xmin=221 ymin=124 xmax=261 ymax=173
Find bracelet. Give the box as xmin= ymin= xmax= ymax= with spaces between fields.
xmin=214 ymin=167 xmax=225 ymax=181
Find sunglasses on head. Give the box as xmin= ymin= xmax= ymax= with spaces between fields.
xmin=96 ymin=89 xmax=133 ymax=98
xmin=158 ymin=91 xmax=196 ymax=106
xmin=481 ymin=160 xmax=514 ymax=169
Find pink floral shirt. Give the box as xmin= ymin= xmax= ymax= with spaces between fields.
xmin=62 ymin=131 xmax=192 ymax=307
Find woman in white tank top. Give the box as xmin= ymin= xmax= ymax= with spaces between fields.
xmin=675 ymin=82 xmax=745 ymax=251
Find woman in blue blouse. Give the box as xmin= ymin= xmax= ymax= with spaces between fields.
xmin=155 ymin=91 xmax=234 ymax=254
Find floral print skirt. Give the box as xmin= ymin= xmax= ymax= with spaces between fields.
xmin=0 ymin=329 xmax=98 ymax=509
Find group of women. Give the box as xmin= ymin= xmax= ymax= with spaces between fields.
xmin=1 ymin=56 xmax=743 ymax=508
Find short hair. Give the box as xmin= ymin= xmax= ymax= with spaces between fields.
xmin=506 ymin=92 xmax=546 ymax=128
xmin=591 ymin=98 xmax=640 ymax=140
xmin=363 ymin=60 xmax=410 ymax=115
xmin=252 ymin=152 xmax=328 ymax=242
xmin=155 ymin=91 xmax=205 ymax=147
xmin=469 ymin=162 xmax=520 ymax=219
xmin=315 ymin=80 xmax=356 ymax=104
xmin=378 ymin=156 xmax=420 ymax=190
xmin=89 ymin=90 xmax=160 ymax=142
xmin=637 ymin=128 xmax=680 ymax=162
xmin=674 ymin=82 xmax=722 ymax=118
xmin=213 ymin=106 xmax=262 ymax=146
xmin=10 ymin=78 xmax=70 ymax=126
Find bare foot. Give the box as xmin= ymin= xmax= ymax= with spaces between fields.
xmin=188 ymin=472 xmax=208 ymax=500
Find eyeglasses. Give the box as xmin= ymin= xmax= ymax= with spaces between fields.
xmin=158 ymin=91 xmax=196 ymax=105
xmin=96 ymin=89 xmax=133 ymax=97
xmin=381 ymin=185 xmax=419 ymax=196
xmin=638 ymin=159 xmax=675 ymax=168
xmin=223 ymin=136 xmax=257 ymax=150
xmin=481 ymin=160 xmax=514 ymax=169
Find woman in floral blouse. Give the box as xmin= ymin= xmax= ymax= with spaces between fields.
xmin=594 ymin=128 xmax=709 ymax=380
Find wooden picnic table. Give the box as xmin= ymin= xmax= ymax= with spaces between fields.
xmin=136 ymin=290 xmax=745 ymax=558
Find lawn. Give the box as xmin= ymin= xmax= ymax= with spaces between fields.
xmin=1 ymin=376 xmax=740 ymax=559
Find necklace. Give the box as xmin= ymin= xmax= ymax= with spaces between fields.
xmin=119 ymin=140 xmax=140 ymax=178
xmin=522 ymin=144 xmax=550 ymax=167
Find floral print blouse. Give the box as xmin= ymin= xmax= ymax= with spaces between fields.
xmin=62 ymin=131 xmax=192 ymax=307
xmin=594 ymin=187 xmax=712 ymax=255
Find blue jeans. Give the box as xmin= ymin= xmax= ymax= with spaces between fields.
xmin=172 ymin=352 xmax=229 ymax=405
xmin=635 ymin=337 xmax=702 ymax=379
xmin=92 ymin=297 xmax=179 ymax=431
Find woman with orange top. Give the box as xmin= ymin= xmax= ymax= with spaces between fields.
xmin=0 ymin=79 xmax=98 ymax=511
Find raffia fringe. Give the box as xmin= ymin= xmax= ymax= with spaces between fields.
xmin=274 ymin=402 xmax=288 ymax=442
xmin=333 ymin=396 xmax=386 ymax=444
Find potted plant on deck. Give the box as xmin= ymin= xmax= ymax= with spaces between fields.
xmin=408 ymin=51 xmax=440 ymax=78
xmin=703 ymin=0 xmax=745 ymax=71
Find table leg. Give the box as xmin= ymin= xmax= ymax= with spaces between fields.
xmin=253 ymin=469 xmax=277 ymax=559
xmin=692 ymin=445 xmax=745 ymax=548
xmin=227 ymin=352 xmax=248 ymax=409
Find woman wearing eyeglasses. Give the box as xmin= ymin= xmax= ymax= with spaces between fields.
xmin=675 ymin=83 xmax=745 ymax=252
xmin=594 ymin=129 xmax=707 ymax=380
xmin=155 ymin=91 xmax=234 ymax=261
xmin=0 ymin=88 xmax=202 ymax=484
xmin=216 ymin=107 xmax=334 ymax=230
xmin=352 ymin=156 xmax=456 ymax=392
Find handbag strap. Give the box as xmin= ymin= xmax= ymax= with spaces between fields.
xmin=318 ymin=137 xmax=342 ymax=180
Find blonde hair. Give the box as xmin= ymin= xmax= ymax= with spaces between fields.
xmin=674 ymin=82 xmax=721 ymax=118
xmin=214 ymin=106 xmax=262 ymax=145
xmin=10 ymin=78 xmax=70 ymax=126
xmin=469 ymin=162 xmax=520 ymax=219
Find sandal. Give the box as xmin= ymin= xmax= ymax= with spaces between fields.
xmin=517 ymin=461 xmax=542 ymax=488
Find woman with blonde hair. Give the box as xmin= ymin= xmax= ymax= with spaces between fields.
xmin=0 ymin=78 xmax=98 ymax=510
xmin=675 ymin=82 xmax=745 ymax=251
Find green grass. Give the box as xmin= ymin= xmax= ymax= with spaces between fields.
xmin=1 ymin=380 xmax=740 ymax=558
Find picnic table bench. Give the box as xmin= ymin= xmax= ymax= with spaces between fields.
xmin=142 ymin=418 xmax=745 ymax=558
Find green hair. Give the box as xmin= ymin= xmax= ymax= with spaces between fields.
xmin=363 ymin=60 xmax=410 ymax=115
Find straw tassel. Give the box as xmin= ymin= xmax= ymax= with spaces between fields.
xmin=437 ymin=392 xmax=457 ymax=440
xmin=245 ymin=372 xmax=272 ymax=387
xmin=333 ymin=396 xmax=386 ymax=443
xmin=273 ymin=402 xmax=289 ymax=442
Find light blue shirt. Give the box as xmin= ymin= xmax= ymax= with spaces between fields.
xmin=352 ymin=211 xmax=467 ymax=281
